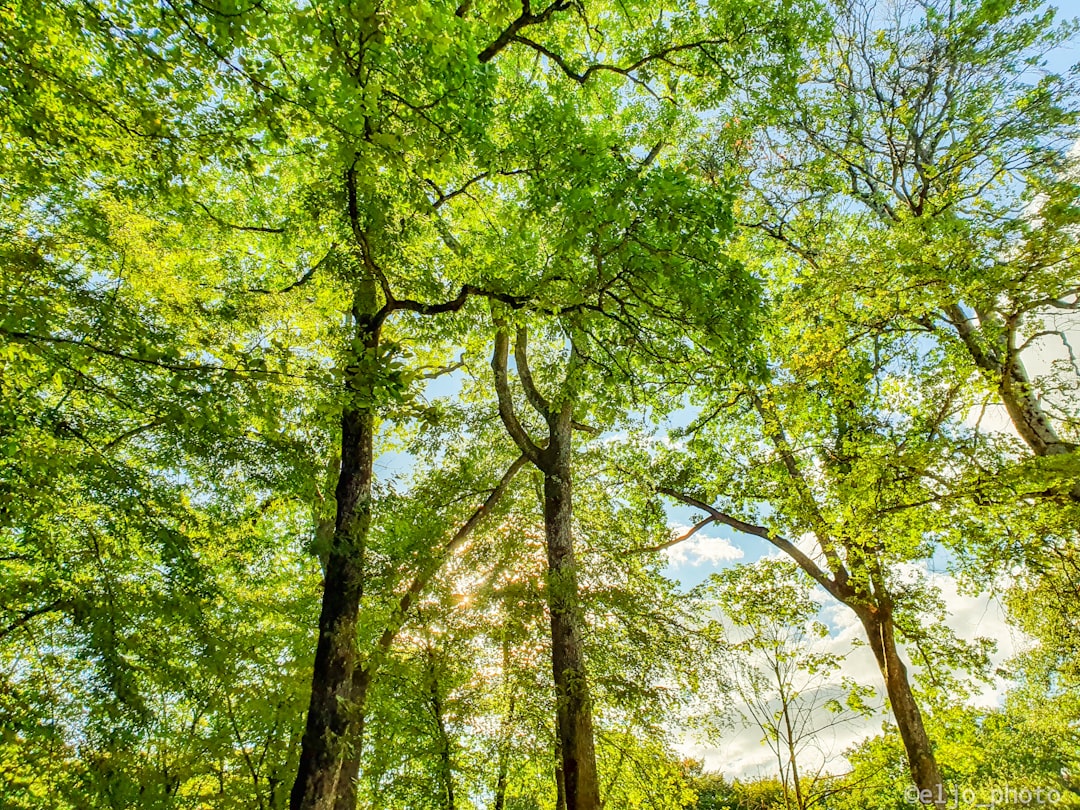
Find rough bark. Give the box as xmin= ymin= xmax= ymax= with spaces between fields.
xmin=291 ymin=286 xmax=378 ymax=810
xmin=859 ymin=607 xmax=946 ymax=809
xmin=490 ymin=326 xmax=600 ymax=810
xmin=944 ymin=304 xmax=1078 ymax=461
xmin=543 ymin=416 xmax=601 ymax=810
xmin=330 ymin=672 xmax=368 ymax=810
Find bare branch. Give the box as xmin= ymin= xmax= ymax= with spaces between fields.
xmin=658 ymin=487 xmax=848 ymax=601
xmin=631 ymin=514 xmax=716 ymax=554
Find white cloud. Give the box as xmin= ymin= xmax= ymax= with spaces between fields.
xmin=664 ymin=524 xmax=745 ymax=566
xmin=680 ymin=564 xmax=1030 ymax=780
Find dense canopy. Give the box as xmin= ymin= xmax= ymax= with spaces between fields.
xmin=1 ymin=0 xmax=1078 ymax=809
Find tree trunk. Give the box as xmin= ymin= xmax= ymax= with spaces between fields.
xmin=1000 ymin=353 xmax=1077 ymax=459
xmin=779 ymin=690 xmax=804 ymax=810
xmin=543 ymin=418 xmax=601 ymax=810
xmin=945 ymin=303 xmax=1078 ymax=475
xmin=291 ymin=286 xmax=379 ymax=810
xmin=859 ymin=608 xmax=945 ymax=809
xmin=331 ymin=670 xmax=369 ymax=810
xmin=555 ymin=758 xmax=567 ymax=810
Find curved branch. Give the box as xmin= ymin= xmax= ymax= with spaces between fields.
xmin=477 ymin=0 xmax=573 ymax=63
xmin=193 ymin=199 xmax=286 ymax=234
xmin=658 ymin=487 xmax=848 ymax=601
xmin=508 ymin=34 xmax=732 ymax=85
xmin=514 ymin=327 xmax=552 ymax=419
xmin=491 ymin=328 xmax=545 ymax=466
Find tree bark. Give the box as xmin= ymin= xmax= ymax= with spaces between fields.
xmin=330 ymin=671 xmax=368 ymax=810
xmin=944 ymin=303 xmax=1078 ymax=465
xmin=291 ymin=284 xmax=379 ymax=810
xmin=542 ymin=416 xmax=600 ymax=810
xmin=489 ymin=326 xmax=600 ymax=810
xmin=858 ymin=607 xmax=945 ymax=809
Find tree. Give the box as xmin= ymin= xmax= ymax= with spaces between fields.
xmin=655 ymin=288 xmax=999 ymax=805
xmin=730 ymin=0 xmax=1080 ymax=493
xmin=707 ymin=559 xmax=873 ymax=810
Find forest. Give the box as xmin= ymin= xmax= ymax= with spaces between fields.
xmin=2 ymin=0 xmax=1079 ymax=808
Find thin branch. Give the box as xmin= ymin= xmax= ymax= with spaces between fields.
xmin=193 ymin=200 xmax=286 ymax=234
xmin=508 ymin=34 xmax=731 ymax=86
xmin=367 ymin=454 xmax=529 ymax=667
xmin=246 ymin=244 xmax=336 ymax=294
xmin=1 ymin=600 xmax=65 ymax=640
xmin=631 ymin=514 xmax=717 ymax=554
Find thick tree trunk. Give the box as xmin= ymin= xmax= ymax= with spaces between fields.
xmin=291 ymin=289 xmax=378 ymax=810
xmin=859 ymin=608 xmax=945 ymax=808
xmin=331 ymin=670 xmax=369 ymax=810
xmin=555 ymin=759 xmax=567 ymax=810
xmin=543 ymin=421 xmax=601 ymax=810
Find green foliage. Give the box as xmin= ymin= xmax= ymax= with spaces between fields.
xmin=1 ymin=0 xmax=1078 ymax=807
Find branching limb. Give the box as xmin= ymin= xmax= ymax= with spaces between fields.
xmin=514 ymin=327 xmax=552 ymax=420
xmin=246 ymin=244 xmax=337 ymax=294
xmin=477 ymin=0 xmax=573 ymax=63
xmin=193 ymin=200 xmax=286 ymax=234
xmin=491 ymin=328 xmax=545 ymax=465
xmin=631 ymin=514 xmax=717 ymax=554
xmin=657 ymin=486 xmax=849 ymax=601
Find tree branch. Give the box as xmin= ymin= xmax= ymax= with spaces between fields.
xmin=631 ymin=514 xmax=716 ymax=554
xmin=514 ymin=326 xmax=553 ymax=420
xmin=477 ymin=0 xmax=573 ymax=63
xmin=246 ymin=244 xmax=337 ymax=294
xmin=367 ymin=454 xmax=529 ymax=667
xmin=491 ymin=327 xmax=545 ymax=465
xmin=193 ymin=199 xmax=286 ymax=234
xmin=658 ymin=487 xmax=847 ymax=601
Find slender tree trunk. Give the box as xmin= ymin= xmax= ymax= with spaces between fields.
xmin=779 ymin=690 xmax=804 ymax=810
xmin=291 ymin=284 xmax=379 ymax=810
xmin=493 ymin=724 xmax=510 ymax=810
xmin=543 ymin=418 xmax=600 ymax=810
xmin=858 ymin=608 xmax=945 ymax=809
xmin=493 ymin=633 xmax=514 ymax=810
xmin=490 ymin=327 xmax=600 ymax=810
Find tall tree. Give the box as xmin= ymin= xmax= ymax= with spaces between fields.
xmin=655 ymin=290 xmax=997 ymax=804
xmin=729 ymin=0 xmax=1080 ymax=493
